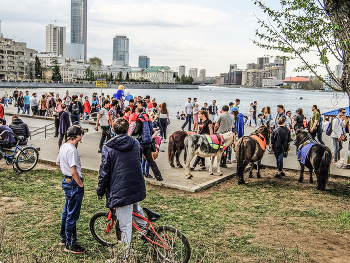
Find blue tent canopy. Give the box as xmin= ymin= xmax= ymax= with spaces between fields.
xmin=322 ymin=107 xmax=350 ymax=117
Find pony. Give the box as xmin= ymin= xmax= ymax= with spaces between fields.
xmin=168 ymin=131 xmax=188 ymax=168
xmin=235 ymin=125 xmax=270 ymax=184
xmin=184 ymin=132 xmax=236 ymax=179
xmin=294 ymin=129 xmax=331 ymax=190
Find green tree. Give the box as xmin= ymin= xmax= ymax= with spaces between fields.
xmin=180 ymin=75 xmax=186 ymax=84
xmin=89 ymin=57 xmax=102 ymax=68
xmin=116 ymin=71 xmax=123 ymax=82
xmin=253 ymin=0 xmax=350 ymax=95
xmin=175 ymin=75 xmax=180 ymax=83
xmin=85 ymin=66 xmax=95 ymax=81
xmin=51 ymin=58 xmax=62 ymax=82
xmin=108 ymin=72 xmax=113 ymax=81
xmin=125 ymin=72 xmax=130 ymax=81
xmin=34 ymin=56 xmax=42 ymax=80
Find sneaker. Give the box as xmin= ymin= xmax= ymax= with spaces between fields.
xmin=64 ymin=244 xmax=86 ymax=254
xmin=220 ymin=164 xmax=227 ymax=168
xmin=226 ymin=160 xmax=232 ymax=164
xmin=281 ymin=171 xmax=286 ymax=176
xmin=163 ymin=140 xmax=167 ymax=143
xmin=199 ymin=166 xmax=206 ymax=171
xmin=159 ymin=149 xmax=165 ymax=152
xmin=181 ymin=127 xmax=184 ymax=131
xmin=144 ymin=173 xmax=154 ymax=179
xmin=155 ymin=175 xmax=163 ymax=181
xmin=190 ymin=167 xmax=195 ymax=171
xmin=59 ymin=239 xmax=66 ymax=246
xmin=98 ymin=149 xmax=102 ymax=153
xmin=274 ymin=173 xmax=281 ymax=178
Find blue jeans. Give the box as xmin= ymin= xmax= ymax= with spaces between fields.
xmin=316 ymin=129 xmax=324 ymax=145
xmin=142 ymin=156 xmax=149 ymax=174
xmin=61 ymin=178 xmax=84 ymax=246
xmin=274 ymin=151 xmax=284 ymax=172
xmin=181 ymin=114 xmax=192 ymax=131
xmin=84 ymin=112 xmax=89 ymax=120
xmin=17 ymin=106 xmax=25 ymax=114
xmin=332 ymin=137 xmax=343 ymax=161
xmin=70 ymin=114 xmax=80 ymax=124
xmin=24 ymin=104 xmax=30 ymax=114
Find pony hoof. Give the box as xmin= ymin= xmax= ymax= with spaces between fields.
xmin=178 ymin=165 xmax=183 ymax=168
xmin=170 ymin=164 xmax=175 ymax=168
xmin=218 ymin=173 xmax=223 ymax=176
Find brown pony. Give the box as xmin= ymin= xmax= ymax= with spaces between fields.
xmin=168 ymin=131 xmax=189 ymax=168
xmin=235 ymin=125 xmax=270 ymax=184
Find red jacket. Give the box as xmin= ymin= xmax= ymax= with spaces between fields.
xmin=84 ymin=101 xmax=91 ymax=113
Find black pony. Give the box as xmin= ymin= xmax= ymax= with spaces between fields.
xmin=294 ymin=130 xmax=331 ymax=190
xmin=235 ymin=125 xmax=270 ymax=184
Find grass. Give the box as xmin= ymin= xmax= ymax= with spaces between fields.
xmin=1 ymin=166 xmax=350 ymax=262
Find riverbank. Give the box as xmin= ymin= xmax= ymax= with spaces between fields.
xmin=0 ymin=82 xmax=198 ymax=90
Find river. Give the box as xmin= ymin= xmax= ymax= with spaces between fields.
xmin=1 ymin=86 xmax=348 ymax=119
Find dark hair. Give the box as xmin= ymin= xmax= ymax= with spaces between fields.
xmin=277 ymin=105 xmax=284 ymax=109
xmin=278 ymin=117 xmax=286 ymax=125
xmin=72 ymin=95 xmax=78 ymax=101
xmin=12 ymin=115 xmax=18 ymax=120
xmin=57 ymin=98 xmax=62 ymax=103
xmin=61 ymin=104 xmax=66 ymax=109
xmin=32 ymin=93 xmax=36 ymax=96
xmin=317 ymin=109 xmax=320 ymax=113
xmin=103 ymin=100 xmax=110 ymax=106
xmin=258 ymin=113 xmax=263 ymax=117
xmin=325 ymin=117 xmax=329 ymax=121
xmin=339 ymin=108 xmax=345 ymax=113
xmin=229 ymin=102 xmax=234 ymax=106
xmin=113 ymin=118 xmax=129 ymax=135
xmin=160 ymin=102 xmax=168 ymax=114
xmin=194 ymin=98 xmax=197 ymax=100
xmin=124 ymin=106 xmax=131 ymax=113
xmin=136 ymin=107 xmax=143 ymax=114
xmin=254 ymin=101 xmax=257 ymax=104
xmin=145 ymin=95 xmax=150 ymax=99
xmin=286 ymin=110 xmax=291 ymax=114
xmin=42 ymin=94 xmax=45 ymax=99
xmin=266 ymin=106 xmax=271 ymax=114
xmin=188 ymin=98 xmax=191 ymax=100
xmin=236 ymin=99 xmax=240 ymax=102
xmin=137 ymin=100 xmax=142 ymax=105
xmin=112 ymin=100 xmax=118 ymax=107
xmin=313 ymin=105 xmax=318 ymax=109
xmin=199 ymin=110 xmax=209 ymax=119
xmin=129 ymin=98 xmax=134 ymax=103
xmin=297 ymin=108 xmax=303 ymax=115
xmin=222 ymin=105 xmax=229 ymax=112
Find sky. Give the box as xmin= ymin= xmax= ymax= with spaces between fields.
xmin=0 ymin=0 xmax=338 ymax=77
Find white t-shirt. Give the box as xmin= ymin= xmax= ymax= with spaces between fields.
xmin=64 ymin=95 xmax=71 ymax=104
xmin=56 ymin=143 xmax=82 ymax=178
xmin=185 ymin=102 xmax=193 ymax=115
xmin=322 ymin=121 xmax=330 ymax=132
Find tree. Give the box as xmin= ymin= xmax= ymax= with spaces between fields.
xmin=108 ymin=72 xmax=114 ymax=81
xmin=89 ymin=57 xmax=102 ymax=68
xmin=116 ymin=71 xmax=123 ymax=82
xmin=175 ymin=75 xmax=181 ymax=83
xmin=125 ymin=72 xmax=130 ymax=81
xmin=253 ymin=0 xmax=349 ymax=95
xmin=51 ymin=58 xmax=62 ymax=81
xmin=34 ymin=56 xmax=42 ymax=80
xmin=85 ymin=66 xmax=95 ymax=81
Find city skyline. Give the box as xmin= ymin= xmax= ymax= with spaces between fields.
xmin=0 ymin=0 xmax=338 ymax=77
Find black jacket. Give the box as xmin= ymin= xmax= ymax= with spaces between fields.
xmin=97 ymin=133 xmax=146 ymax=208
xmin=9 ymin=119 xmax=30 ymax=145
xmin=68 ymin=101 xmax=84 ymax=115
xmin=271 ymin=126 xmax=292 ymax=152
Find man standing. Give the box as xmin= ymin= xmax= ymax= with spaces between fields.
xmin=233 ymin=99 xmax=240 ymax=113
xmin=56 ymin=124 xmax=86 ymax=254
xmin=331 ymin=108 xmax=345 ymax=163
xmin=95 ymin=100 xmax=111 ymax=153
xmin=252 ymin=101 xmax=257 ymax=124
xmin=69 ymin=95 xmax=84 ymax=124
xmin=181 ymin=98 xmax=193 ymax=131
xmin=29 ymin=93 xmax=38 ymax=116
xmin=78 ymin=93 xmax=84 ymax=103
xmin=309 ymin=105 xmax=320 ymax=140
xmin=91 ymin=95 xmax=100 ymax=121
xmin=208 ymin=100 xmax=218 ymax=122
xmin=215 ymin=105 xmax=235 ymax=167
xmin=145 ymin=95 xmax=153 ymax=114
xmin=63 ymin=90 xmax=71 ymax=107
xmin=274 ymin=105 xmax=289 ymax=129
xmin=97 ymin=118 xmax=147 ymax=258
xmin=128 ymin=98 xmax=136 ymax=113
xmin=23 ymin=91 xmax=30 ymax=114
xmin=13 ymin=88 xmax=19 ymax=107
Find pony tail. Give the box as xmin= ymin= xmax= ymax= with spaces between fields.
xmin=316 ymin=149 xmax=331 ymax=190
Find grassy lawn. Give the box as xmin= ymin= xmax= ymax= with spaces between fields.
xmin=1 ymin=164 xmax=350 ymax=262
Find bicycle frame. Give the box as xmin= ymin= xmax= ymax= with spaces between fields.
xmin=106 ymin=210 xmax=173 ymax=250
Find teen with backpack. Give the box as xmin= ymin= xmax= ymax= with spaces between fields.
xmin=131 ymin=107 xmax=163 ymax=181
xmin=69 ymin=95 xmax=84 ymax=124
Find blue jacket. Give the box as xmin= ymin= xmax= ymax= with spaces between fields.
xmin=235 ymin=113 xmax=245 ymax=138
xmin=97 ymin=133 xmax=146 ymax=208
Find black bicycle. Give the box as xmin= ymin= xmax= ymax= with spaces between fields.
xmin=0 ymin=130 xmax=39 ymax=172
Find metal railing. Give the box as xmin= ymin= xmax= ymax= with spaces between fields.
xmin=30 ymin=123 xmax=55 ymax=140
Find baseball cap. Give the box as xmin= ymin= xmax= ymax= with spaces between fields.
xmin=67 ymin=124 xmax=84 ymax=137
xmin=231 ymin=107 xmax=238 ymax=111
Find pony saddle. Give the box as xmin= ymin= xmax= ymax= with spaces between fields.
xmin=143 ymin=207 xmax=160 ymax=222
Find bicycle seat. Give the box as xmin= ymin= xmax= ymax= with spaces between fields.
xmin=143 ymin=207 xmax=160 ymax=222
xmin=15 ymin=135 xmax=25 ymax=142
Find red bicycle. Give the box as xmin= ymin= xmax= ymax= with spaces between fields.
xmin=90 ymin=207 xmax=191 ymax=263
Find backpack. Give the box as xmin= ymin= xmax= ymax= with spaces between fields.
xmin=326 ymin=120 xmax=333 ymax=136
xmin=72 ymin=102 xmax=80 ymax=115
xmin=138 ymin=114 xmax=153 ymax=145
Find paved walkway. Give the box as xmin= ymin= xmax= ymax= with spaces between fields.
xmin=4 ymin=106 xmax=350 ymax=192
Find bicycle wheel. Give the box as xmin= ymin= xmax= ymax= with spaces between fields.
xmin=152 ymin=225 xmax=191 ymax=263
xmin=15 ymin=146 xmax=39 ymax=172
xmin=90 ymin=212 xmax=118 ymax=247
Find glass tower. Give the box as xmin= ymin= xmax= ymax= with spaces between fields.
xmin=113 ymin=36 xmax=129 ymax=66
xmin=71 ymin=0 xmax=87 ymax=61
xmin=138 ymin=55 xmax=150 ymax=68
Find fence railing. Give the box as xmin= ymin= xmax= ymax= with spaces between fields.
xmin=30 ymin=123 xmax=55 ymax=140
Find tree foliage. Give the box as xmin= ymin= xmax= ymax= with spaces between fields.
xmin=51 ymin=58 xmax=62 ymax=81
xmin=180 ymin=75 xmax=194 ymax=84
xmin=125 ymin=72 xmax=130 ymax=81
xmin=116 ymin=71 xmax=123 ymax=82
xmin=85 ymin=66 xmax=96 ymax=81
xmin=253 ymin=0 xmax=342 ymax=90
xmin=89 ymin=57 xmax=102 ymax=68
xmin=34 ymin=56 xmax=42 ymax=80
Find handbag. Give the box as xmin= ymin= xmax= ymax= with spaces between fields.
xmin=167 ymin=119 xmax=170 ymax=125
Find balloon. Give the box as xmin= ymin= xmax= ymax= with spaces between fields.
xmin=124 ymin=89 xmax=130 ymax=96
xmin=125 ymin=94 xmax=133 ymax=101
xmin=113 ymin=93 xmax=119 ymax=99
xmin=116 ymin=89 xmax=124 ymax=100
xmin=118 ymin=85 xmax=125 ymax=91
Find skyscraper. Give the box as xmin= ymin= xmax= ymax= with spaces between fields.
xmin=46 ymin=24 xmax=66 ymax=57
xmin=188 ymin=68 xmax=198 ymax=79
xmin=199 ymin=69 xmax=206 ymax=82
xmin=139 ymin=55 xmax=150 ymax=68
xmin=113 ymin=35 xmax=129 ymax=66
xmin=179 ymin=65 xmax=186 ymax=77
xmin=71 ymin=0 xmax=87 ymax=61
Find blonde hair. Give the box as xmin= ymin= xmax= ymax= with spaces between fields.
xmin=149 ymin=112 xmax=156 ymax=121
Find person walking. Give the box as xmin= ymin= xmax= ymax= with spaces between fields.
xmin=208 ymin=100 xmax=218 ymax=122
xmin=83 ymin=96 xmax=91 ymax=120
xmin=190 ymin=110 xmax=213 ymax=171
xmin=95 ymin=100 xmax=112 ymax=153
xmin=57 ymin=124 xmax=86 ymax=254
xmin=58 ymin=104 xmax=71 ymax=148
xmin=38 ymin=94 xmax=47 ymax=116
xmin=193 ymin=103 xmax=200 ymax=132
xmin=286 ymin=111 xmax=293 ymax=128
xmin=97 ymin=118 xmax=147 ymax=260
xmin=293 ymin=108 xmax=304 ymax=131
xmin=232 ymin=107 xmax=244 ymax=139
xmin=215 ymin=105 xmax=234 ymax=167
xmin=233 ymin=99 xmax=240 ymax=113
xmin=159 ymin=102 xmax=169 ymax=143
xmin=309 ymin=105 xmax=321 ymax=140
xmin=270 ymin=117 xmax=292 ymax=178
xmin=331 ymin=108 xmax=345 ymax=163
xmin=69 ymin=95 xmax=84 ymax=124
xmin=91 ymin=94 xmax=100 ymax=121
xmin=54 ymin=99 xmax=63 ymax=137
xmin=23 ymin=91 xmax=30 ymax=114
xmin=247 ymin=103 xmax=255 ymax=126
xmin=132 ymin=107 xmax=163 ymax=181
xmin=9 ymin=115 xmax=30 ymax=145
xmin=252 ymin=101 xmax=257 ymax=124
xmin=274 ymin=105 xmax=289 ymax=129
xmin=181 ymin=98 xmax=193 ymax=131
xmin=13 ymin=88 xmax=19 ymax=106
xmin=3 ymin=91 xmax=8 ymax=107
xmin=17 ymin=92 xmax=25 ymax=114
xmin=316 ymin=109 xmax=325 ymax=145
xmin=29 ymin=93 xmax=38 ymax=116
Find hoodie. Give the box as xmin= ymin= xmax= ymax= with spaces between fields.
xmin=235 ymin=113 xmax=245 ymax=138
xmin=97 ymin=133 xmax=146 ymax=208
xmin=9 ymin=118 xmax=30 ymax=145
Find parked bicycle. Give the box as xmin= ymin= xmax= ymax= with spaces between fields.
xmin=0 ymin=130 xmax=39 ymax=172
xmin=90 ymin=207 xmax=191 ymax=263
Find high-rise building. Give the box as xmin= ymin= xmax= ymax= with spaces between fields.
xmin=46 ymin=24 xmax=66 ymax=58
xmin=139 ymin=55 xmax=150 ymax=68
xmin=257 ymin=57 xmax=269 ymax=69
xmin=71 ymin=0 xmax=87 ymax=61
xmin=113 ymin=35 xmax=129 ymax=66
xmin=179 ymin=65 xmax=186 ymax=77
xmin=66 ymin=43 xmax=84 ymax=60
xmin=199 ymin=69 xmax=206 ymax=82
xmin=188 ymin=68 xmax=198 ymax=79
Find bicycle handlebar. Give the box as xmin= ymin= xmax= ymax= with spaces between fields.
xmin=0 ymin=130 xmax=14 ymax=136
